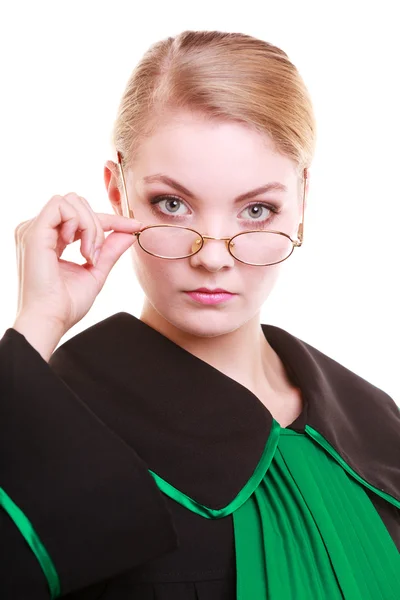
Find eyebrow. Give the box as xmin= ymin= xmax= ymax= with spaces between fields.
xmin=141 ymin=174 xmax=288 ymax=203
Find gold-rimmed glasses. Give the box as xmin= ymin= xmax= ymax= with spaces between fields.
xmin=116 ymin=151 xmax=307 ymax=267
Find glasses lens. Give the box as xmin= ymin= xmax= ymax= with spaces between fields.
xmin=138 ymin=226 xmax=202 ymax=258
xmin=230 ymin=231 xmax=293 ymax=265
xmin=138 ymin=227 xmax=293 ymax=265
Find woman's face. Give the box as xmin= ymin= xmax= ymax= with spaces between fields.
xmin=116 ymin=112 xmax=304 ymax=338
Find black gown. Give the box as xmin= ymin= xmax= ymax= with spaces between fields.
xmin=1 ymin=312 xmax=399 ymax=599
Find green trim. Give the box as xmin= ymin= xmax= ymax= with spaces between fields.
xmin=305 ymin=425 xmax=400 ymax=509
xmin=148 ymin=418 xmax=282 ymax=518
xmin=0 ymin=488 xmax=61 ymax=598
xmin=149 ymin=419 xmax=400 ymax=517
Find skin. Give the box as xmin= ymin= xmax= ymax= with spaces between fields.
xmin=104 ymin=111 xmax=309 ymax=415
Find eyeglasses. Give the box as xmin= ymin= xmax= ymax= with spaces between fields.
xmin=116 ymin=151 xmax=307 ymax=266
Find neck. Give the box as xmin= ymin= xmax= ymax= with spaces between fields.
xmin=139 ymin=302 xmax=294 ymax=398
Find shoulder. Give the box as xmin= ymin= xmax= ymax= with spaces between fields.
xmin=263 ymin=323 xmax=399 ymax=417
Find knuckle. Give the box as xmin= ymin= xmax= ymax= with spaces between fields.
xmin=78 ymin=196 xmax=103 ymax=244
xmin=56 ymin=195 xmax=98 ymax=252
xmin=45 ymin=195 xmax=68 ymax=216
xmin=47 ymin=194 xmax=65 ymax=209
xmin=64 ymin=192 xmax=81 ymax=200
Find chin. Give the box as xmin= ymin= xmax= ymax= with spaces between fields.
xmin=160 ymin=303 xmax=250 ymax=338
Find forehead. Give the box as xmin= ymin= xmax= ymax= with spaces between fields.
xmin=131 ymin=112 xmax=298 ymax=189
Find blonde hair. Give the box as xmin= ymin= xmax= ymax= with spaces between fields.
xmin=112 ymin=30 xmax=317 ymax=194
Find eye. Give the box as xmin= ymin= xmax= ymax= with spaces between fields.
xmin=149 ymin=195 xmax=189 ymax=218
xmin=240 ymin=202 xmax=279 ymax=224
xmin=148 ymin=195 xmax=281 ymax=226
xmin=244 ymin=202 xmax=274 ymax=221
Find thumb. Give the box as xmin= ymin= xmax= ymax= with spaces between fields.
xmin=91 ymin=231 xmax=138 ymax=276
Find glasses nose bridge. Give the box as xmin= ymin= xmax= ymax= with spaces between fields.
xmin=201 ymin=234 xmax=232 ymax=251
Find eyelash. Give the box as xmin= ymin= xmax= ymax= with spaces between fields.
xmin=148 ymin=195 xmax=281 ymax=228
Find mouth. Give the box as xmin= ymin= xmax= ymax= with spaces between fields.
xmin=184 ymin=289 xmax=236 ymax=305
xmin=189 ymin=288 xmax=233 ymax=294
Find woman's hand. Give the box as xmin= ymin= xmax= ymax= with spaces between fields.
xmin=13 ymin=192 xmax=142 ymax=336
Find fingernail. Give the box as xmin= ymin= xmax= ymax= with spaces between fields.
xmin=93 ymin=248 xmax=101 ymax=266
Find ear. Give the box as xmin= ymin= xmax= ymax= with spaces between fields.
xmin=104 ymin=160 xmax=123 ymax=216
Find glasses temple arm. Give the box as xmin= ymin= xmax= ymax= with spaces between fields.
xmin=117 ymin=151 xmax=134 ymax=219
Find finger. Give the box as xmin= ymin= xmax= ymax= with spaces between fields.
xmin=32 ymin=195 xmax=79 ymax=251
xmin=14 ymin=219 xmax=33 ymax=243
xmin=62 ymin=193 xmax=98 ymax=263
xmin=96 ymin=213 xmax=143 ymax=233
xmin=14 ymin=219 xmax=36 ymax=314
xmin=86 ymin=229 xmax=138 ymax=275
xmin=78 ymin=195 xmax=106 ymax=253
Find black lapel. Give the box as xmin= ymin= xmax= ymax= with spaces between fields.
xmin=49 ymin=312 xmax=400 ymax=510
xmin=264 ymin=324 xmax=400 ymax=506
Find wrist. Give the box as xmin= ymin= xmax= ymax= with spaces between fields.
xmin=12 ymin=312 xmax=66 ymax=362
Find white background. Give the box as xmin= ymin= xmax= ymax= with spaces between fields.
xmin=1 ymin=0 xmax=399 ymax=404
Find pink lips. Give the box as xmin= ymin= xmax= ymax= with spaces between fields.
xmin=192 ymin=287 xmax=231 ymax=294
xmin=185 ymin=290 xmax=236 ymax=305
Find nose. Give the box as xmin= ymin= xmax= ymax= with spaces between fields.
xmin=189 ymin=235 xmax=236 ymax=271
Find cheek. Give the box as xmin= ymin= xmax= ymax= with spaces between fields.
xmin=243 ymin=264 xmax=282 ymax=298
xmin=130 ymin=248 xmax=177 ymax=293
xmin=130 ymin=244 xmax=282 ymax=304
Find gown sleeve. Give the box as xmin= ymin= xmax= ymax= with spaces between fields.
xmin=0 ymin=327 xmax=179 ymax=599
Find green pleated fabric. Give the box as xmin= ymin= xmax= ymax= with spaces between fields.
xmin=233 ymin=428 xmax=400 ymax=599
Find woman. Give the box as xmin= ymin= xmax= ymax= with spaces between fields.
xmin=1 ymin=30 xmax=399 ymax=599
